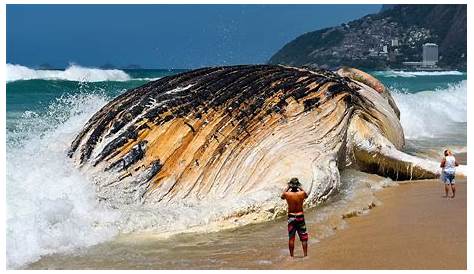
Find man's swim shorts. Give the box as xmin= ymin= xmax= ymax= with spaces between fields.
xmin=288 ymin=214 xmax=309 ymax=241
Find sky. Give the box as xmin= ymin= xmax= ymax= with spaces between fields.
xmin=7 ymin=4 xmax=381 ymax=69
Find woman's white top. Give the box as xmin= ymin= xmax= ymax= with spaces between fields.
xmin=444 ymin=155 xmax=456 ymax=174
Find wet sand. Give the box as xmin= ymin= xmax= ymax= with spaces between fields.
xmin=279 ymin=179 xmax=467 ymax=269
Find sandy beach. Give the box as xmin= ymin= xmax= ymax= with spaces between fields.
xmin=27 ymin=175 xmax=467 ymax=270
xmin=26 ymin=154 xmax=469 ymax=270
xmin=279 ymin=178 xmax=467 ymax=269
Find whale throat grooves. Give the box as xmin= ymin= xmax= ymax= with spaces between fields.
xmin=68 ymin=65 xmax=433 ymax=225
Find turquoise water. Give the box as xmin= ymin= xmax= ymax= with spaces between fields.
xmin=6 ymin=67 xmax=466 ymax=133
xmin=6 ymin=68 xmax=186 ymax=132
xmin=370 ymin=70 xmax=466 ymax=92
xmin=5 ymin=65 xmax=467 ymax=268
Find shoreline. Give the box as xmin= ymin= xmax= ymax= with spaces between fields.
xmin=277 ymin=179 xmax=467 ymax=269
xmin=26 ymin=176 xmax=467 ymax=270
xmin=24 ymin=149 xmax=468 ymax=270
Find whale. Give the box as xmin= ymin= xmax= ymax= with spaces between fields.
xmin=68 ymin=65 xmax=466 ymax=230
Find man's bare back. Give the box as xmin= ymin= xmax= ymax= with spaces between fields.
xmin=281 ymin=190 xmax=307 ymax=215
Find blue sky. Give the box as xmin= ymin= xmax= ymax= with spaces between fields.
xmin=7 ymin=4 xmax=381 ymax=69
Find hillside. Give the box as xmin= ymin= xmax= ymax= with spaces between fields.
xmin=268 ymin=4 xmax=467 ymax=70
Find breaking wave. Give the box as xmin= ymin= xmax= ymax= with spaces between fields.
xmin=6 ymin=63 xmax=131 ymax=82
xmin=6 ymin=92 xmax=121 ymax=269
xmin=392 ymin=80 xmax=467 ymax=139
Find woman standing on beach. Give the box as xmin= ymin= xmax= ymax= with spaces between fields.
xmin=440 ymin=149 xmax=459 ymax=199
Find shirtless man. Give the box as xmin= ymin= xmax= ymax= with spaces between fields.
xmin=280 ymin=178 xmax=309 ymax=257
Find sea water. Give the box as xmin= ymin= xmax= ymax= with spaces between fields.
xmin=5 ymin=64 xmax=467 ymax=269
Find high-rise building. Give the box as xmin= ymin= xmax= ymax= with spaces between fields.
xmin=422 ymin=43 xmax=438 ymax=66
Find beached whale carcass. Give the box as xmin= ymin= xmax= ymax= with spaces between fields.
xmin=68 ymin=65 xmax=452 ymax=225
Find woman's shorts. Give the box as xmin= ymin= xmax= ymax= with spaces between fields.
xmin=443 ymin=171 xmax=455 ymax=184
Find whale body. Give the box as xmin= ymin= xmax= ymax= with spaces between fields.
xmin=68 ymin=65 xmax=460 ymax=229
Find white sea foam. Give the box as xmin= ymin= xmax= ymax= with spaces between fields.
xmin=6 ymin=93 xmax=121 ymax=269
xmin=6 ymin=63 xmax=131 ymax=82
xmin=373 ymin=70 xmax=465 ymax=78
xmin=132 ymin=77 xmax=162 ymax=81
xmin=392 ymin=80 xmax=467 ymax=139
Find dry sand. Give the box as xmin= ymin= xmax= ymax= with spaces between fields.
xmin=278 ymin=179 xmax=467 ymax=269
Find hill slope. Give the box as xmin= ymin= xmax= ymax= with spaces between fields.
xmin=268 ymin=4 xmax=466 ymax=70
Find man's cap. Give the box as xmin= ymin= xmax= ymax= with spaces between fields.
xmin=288 ymin=177 xmax=301 ymax=187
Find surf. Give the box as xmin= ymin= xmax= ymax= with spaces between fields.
xmin=391 ymin=80 xmax=466 ymax=139
xmin=6 ymin=63 xmax=131 ymax=82
xmin=372 ymin=70 xmax=465 ymax=78
xmin=6 ymin=92 xmax=121 ymax=268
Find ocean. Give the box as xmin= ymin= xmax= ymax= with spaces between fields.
xmin=5 ymin=64 xmax=467 ymax=269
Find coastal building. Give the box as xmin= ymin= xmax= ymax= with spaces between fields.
xmin=422 ymin=43 xmax=438 ymax=66
xmin=402 ymin=42 xmax=440 ymax=70
xmin=391 ymin=39 xmax=399 ymax=47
